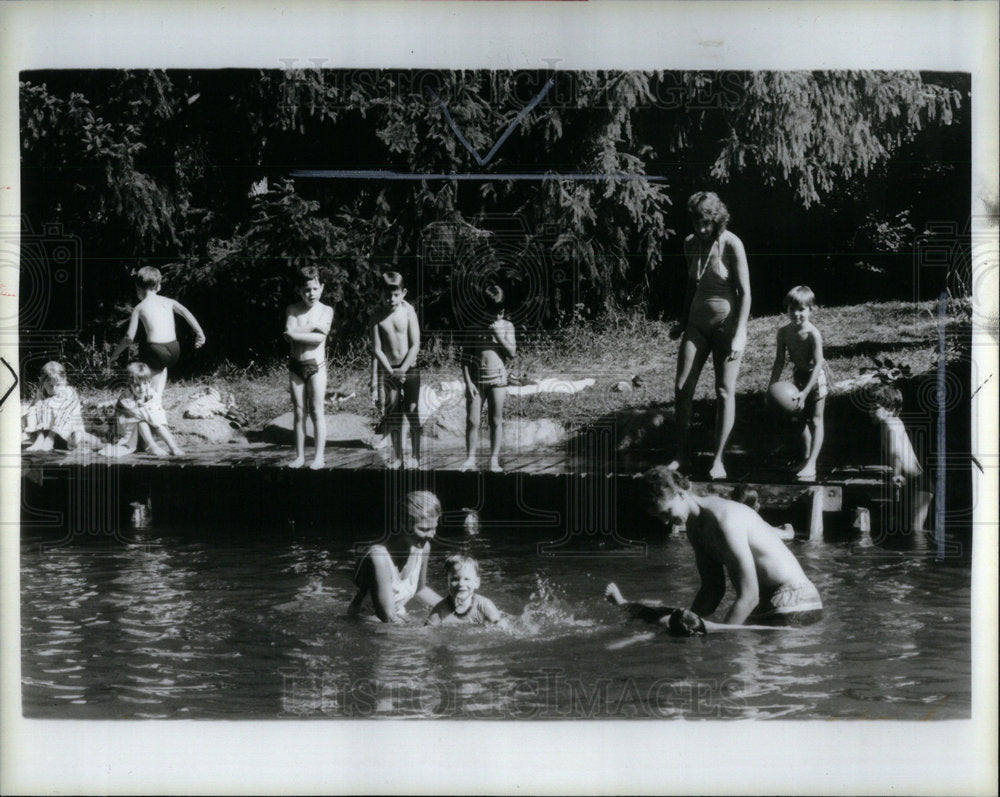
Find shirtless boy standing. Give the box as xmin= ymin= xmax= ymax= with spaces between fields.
xmin=284 ymin=266 xmax=334 ymax=470
xmin=645 ymin=466 xmax=823 ymax=626
xmin=370 ymin=272 xmax=422 ymax=469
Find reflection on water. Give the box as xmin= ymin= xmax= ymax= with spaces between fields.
xmin=21 ymin=526 xmax=971 ymax=720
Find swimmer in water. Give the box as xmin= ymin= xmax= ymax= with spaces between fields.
xmin=348 ymin=491 xmax=444 ymax=623
xmin=669 ymin=192 xmax=751 ymax=481
xmin=426 ymin=554 xmax=503 ymax=626
xmin=603 ymin=583 xmax=783 ymax=646
xmin=644 ymin=466 xmax=823 ymax=627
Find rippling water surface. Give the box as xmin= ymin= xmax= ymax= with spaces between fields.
xmin=21 ymin=522 xmax=970 ymax=720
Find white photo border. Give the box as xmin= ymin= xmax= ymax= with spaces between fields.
xmin=1 ymin=2 xmax=997 ymax=794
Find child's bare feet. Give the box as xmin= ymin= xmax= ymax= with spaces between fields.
xmin=170 ymin=445 xmax=185 ymax=456
xmin=309 ymin=457 xmax=325 ymax=470
xmin=708 ymin=461 xmax=727 ymax=481
xmin=459 ymin=457 xmax=476 ymax=472
xmin=26 ymin=434 xmax=54 ymax=452
xmin=386 ymin=458 xmax=402 ymax=470
xmin=149 ymin=444 xmax=169 ymax=457
xmin=796 ymin=466 xmax=816 ymax=482
xmin=488 ymin=458 xmax=503 ymax=473
xmin=604 ymin=583 xmax=626 ymax=606
xmin=404 ymin=455 xmax=419 ymax=470
xmin=287 ymin=456 xmax=306 ymax=469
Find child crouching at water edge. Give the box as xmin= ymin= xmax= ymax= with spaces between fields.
xmin=426 ymin=554 xmax=502 ymax=626
xmin=348 ymin=491 xmax=444 ymax=623
xmin=22 ymin=361 xmax=102 ymax=451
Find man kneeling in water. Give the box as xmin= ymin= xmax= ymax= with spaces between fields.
xmin=639 ymin=466 xmax=823 ymax=628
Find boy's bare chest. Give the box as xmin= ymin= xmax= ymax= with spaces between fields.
xmin=378 ymin=310 xmax=409 ymax=336
xmin=290 ymin=305 xmax=323 ymax=328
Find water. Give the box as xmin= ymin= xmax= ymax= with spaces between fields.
xmin=20 ymin=524 xmax=970 ymax=720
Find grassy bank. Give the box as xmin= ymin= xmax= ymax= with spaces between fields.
xmin=67 ymin=299 xmax=970 ymax=434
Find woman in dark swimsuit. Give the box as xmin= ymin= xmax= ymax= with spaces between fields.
xmin=669 ymin=192 xmax=751 ymax=481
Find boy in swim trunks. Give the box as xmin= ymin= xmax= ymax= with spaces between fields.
xmin=284 ymin=266 xmax=334 ymax=469
xmin=769 ymin=285 xmax=829 ymax=482
xmin=370 ymin=272 xmax=422 ymax=469
xmin=644 ymin=466 xmax=823 ymax=627
xmin=426 ymin=554 xmax=503 ymax=626
xmin=460 ymin=284 xmax=517 ymax=473
xmin=111 ymin=266 xmax=206 ymax=400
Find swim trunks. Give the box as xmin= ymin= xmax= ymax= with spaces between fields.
xmin=139 ymin=340 xmax=180 ymax=371
xmin=793 ymin=365 xmax=830 ymax=414
xmin=382 ymin=366 xmax=421 ymax=406
xmin=749 ymin=581 xmax=823 ymax=626
xmin=288 ymin=357 xmax=322 ymax=381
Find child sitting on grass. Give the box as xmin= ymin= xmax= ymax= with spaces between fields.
xmin=868 ymin=384 xmax=933 ymax=535
xmin=769 ymin=285 xmax=829 ymax=482
xmin=426 ymin=554 xmax=502 ymax=626
xmin=101 ymin=362 xmax=183 ymax=457
xmin=460 ymin=284 xmax=517 ymax=473
xmin=283 ymin=266 xmax=334 ymax=470
xmin=22 ymin=361 xmax=102 ymax=451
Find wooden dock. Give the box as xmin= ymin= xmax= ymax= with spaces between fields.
xmin=18 ymin=441 xmax=894 ymax=546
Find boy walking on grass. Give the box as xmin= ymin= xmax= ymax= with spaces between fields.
xmin=370 ymin=272 xmax=422 ymax=469
xmin=111 ymin=266 xmax=206 ymax=400
xmin=284 ymin=266 xmax=334 ymax=470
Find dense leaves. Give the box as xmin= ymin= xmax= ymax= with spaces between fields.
xmin=20 ymin=69 xmax=968 ymax=365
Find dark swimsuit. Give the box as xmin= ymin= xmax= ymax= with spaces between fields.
xmin=288 ymin=357 xmax=322 ymax=381
xmin=140 ymin=340 xmax=180 ymax=371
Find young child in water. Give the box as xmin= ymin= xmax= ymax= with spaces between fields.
xmin=461 ymin=284 xmax=517 ymax=473
xmin=769 ymin=285 xmax=829 ymax=482
xmin=22 ymin=361 xmax=101 ymax=451
xmin=604 ymin=583 xmax=782 ymax=637
xmin=110 ymin=266 xmax=206 ymax=400
xmin=868 ymin=384 xmax=933 ymax=534
xmin=284 ymin=266 xmax=334 ymax=470
xmin=348 ymin=491 xmax=444 ymax=623
xmin=426 ymin=554 xmax=502 ymax=626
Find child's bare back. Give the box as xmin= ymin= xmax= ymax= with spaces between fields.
xmin=135 ymin=294 xmax=182 ymax=343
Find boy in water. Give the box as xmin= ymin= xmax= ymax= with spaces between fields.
xmin=111 ymin=266 xmax=206 ymax=399
xmin=769 ymin=285 xmax=828 ymax=482
xmin=868 ymin=384 xmax=933 ymax=534
xmin=461 ymin=284 xmax=517 ymax=473
xmin=284 ymin=266 xmax=334 ymax=470
xmin=426 ymin=554 xmax=502 ymax=626
xmin=370 ymin=272 xmax=422 ymax=469
xmin=644 ymin=466 xmax=823 ymax=626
